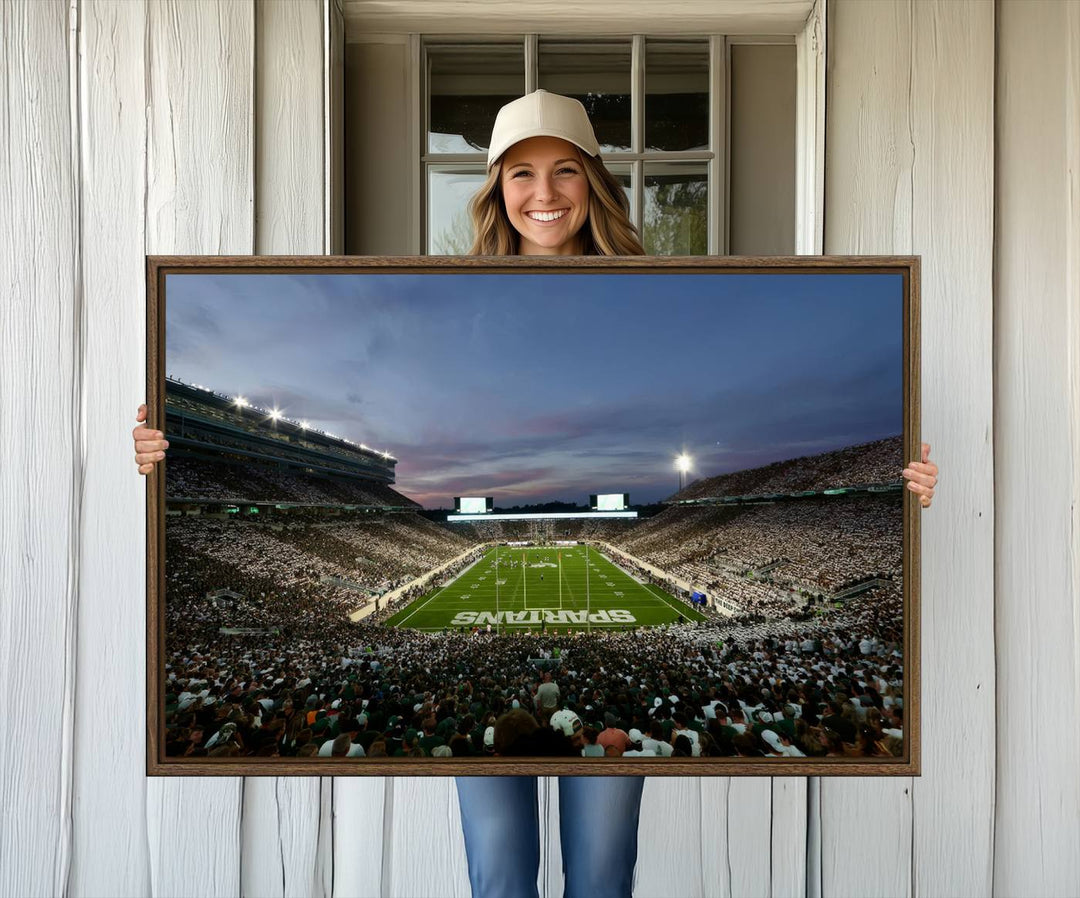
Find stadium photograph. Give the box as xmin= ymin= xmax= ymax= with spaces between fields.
xmin=153 ymin=261 xmax=913 ymax=772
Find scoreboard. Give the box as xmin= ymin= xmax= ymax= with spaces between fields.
xmin=590 ymin=493 xmax=630 ymax=511
xmin=454 ymin=496 xmax=493 ymax=514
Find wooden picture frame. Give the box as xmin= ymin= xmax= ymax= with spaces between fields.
xmin=147 ymin=255 xmax=920 ymax=776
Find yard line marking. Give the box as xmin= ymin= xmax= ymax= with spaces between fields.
xmin=641 ymin=581 xmax=707 ymax=621
xmin=394 ymin=580 xmax=455 ymax=626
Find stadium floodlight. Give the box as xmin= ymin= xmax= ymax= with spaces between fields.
xmin=269 ymin=408 xmax=281 ymax=421
xmin=675 ymin=453 xmax=693 ymax=491
xmin=299 ymin=420 xmax=309 ymax=429
xmin=234 ymin=396 xmax=249 ymax=407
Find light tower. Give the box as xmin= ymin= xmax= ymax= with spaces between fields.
xmin=675 ymin=453 xmax=692 ymax=492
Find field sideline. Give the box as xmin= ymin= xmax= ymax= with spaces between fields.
xmin=384 ymin=544 xmax=707 ymax=632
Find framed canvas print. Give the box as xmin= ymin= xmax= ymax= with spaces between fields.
xmin=146 ymin=256 xmax=920 ymax=776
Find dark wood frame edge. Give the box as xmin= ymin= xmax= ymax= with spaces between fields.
xmin=145 ymin=254 xmax=922 ymax=777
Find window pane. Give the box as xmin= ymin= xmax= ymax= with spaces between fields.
xmin=428 ymin=167 xmax=487 ymax=254
xmin=604 ymin=163 xmax=634 ymax=221
xmin=643 ymin=163 xmax=707 ymax=255
xmin=645 ymin=40 xmax=709 ymax=152
xmin=428 ymin=44 xmax=524 ymax=154
xmin=538 ymin=40 xmax=631 ymax=153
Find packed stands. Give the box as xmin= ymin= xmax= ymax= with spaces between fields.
xmin=161 ymin=394 xmax=907 ymax=762
xmin=673 ymin=436 xmax=903 ymax=500
xmin=168 ymin=456 xmax=416 ymax=507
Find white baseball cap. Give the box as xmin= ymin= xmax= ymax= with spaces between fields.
xmin=550 ymin=709 xmax=583 ymax=738
xmin=486 ymin=90 xmax=600 ymax=169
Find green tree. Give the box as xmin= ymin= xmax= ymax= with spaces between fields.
xmin=433 ymin=211 xmax=474 ymax=255
xmin=643 ymin=178 xmax=707 ymax=255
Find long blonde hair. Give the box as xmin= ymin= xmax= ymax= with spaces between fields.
xmin=468 ymin=150 xmax=645 ymax=256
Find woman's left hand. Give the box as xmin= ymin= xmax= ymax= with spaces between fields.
xmin=902 ymin=442 xmax=938 ymax=508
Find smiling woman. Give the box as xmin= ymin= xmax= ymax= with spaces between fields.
xmin=467 ymin=90 xmax=644 ymax=256
xmin=500 ymin=137 xmax=591 ymax=254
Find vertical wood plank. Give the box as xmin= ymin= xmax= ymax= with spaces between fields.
xmin=254 ymin=0 xmax=325 ymax=255
xmin=825 ymin=0 xmax=913 ymax=255
xmin=326 ymin=0 xmax=345 ymax=254
xmin=383 ymin=777 xmax=471 ymax=898
xmin=725 ymin=779 xmax=775 ymax=895
xmin=695 ymin=778 xmax=775 ymax=897
xmin=820 ymin=785 xmax=912 ymax=898
xmin=241 ymin=3 xmax=329 ymax=896
xmin=825 ymin=3 xmax=997 ymax=897
xmin=771 ymin=777 xmax=808 ymax=897
xmin=822 ymin=3 xmax=915 ymax=893
xmin=0 ymin=1 xmax=78 ymax=896
xmin=699 ymin=779 xmax=730 ymax=898
xmin=908 ymin=3 xmax=995 ymax=896
xmin=795 ymin=0 xmax=825 ymax=255
xmin=144 ymin=2 xmax=255 ymax=894
xmin=315 ymin=778 xmax=335 ymax=898
xmin=994 ymin=2 xmax=1080 ymax=894
xmin=241 ymin=778 xmax=326 ymax=898
xmin=635 ymin=777 xmax=707 ymax=897
xmin=144 ymin=0 xmax=255 ymax=257
xmin=146 ymin=777 xmax=242 ymax=897
xmin=332 ymin=778 xmax=386 ymax=898
xmin=70 ymin=1 xmax=152 ymax=894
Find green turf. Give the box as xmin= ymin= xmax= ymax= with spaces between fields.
xmin=383 ymin=545 xmax=707 ymax=632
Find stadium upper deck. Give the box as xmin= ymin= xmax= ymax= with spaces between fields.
xmin=670 ymin=436 xmax=904 ymax=504
xmin=165 ymin=377 xmax=416 ymax=509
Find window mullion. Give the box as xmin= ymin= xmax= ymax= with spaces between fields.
xmin=631 ymin=34 xmax=645 ymax=235
xmin=709 ymin=34 xmax=726 ymax=256
xmin=723 ymin=37 xmax=732 ymax=255
xmin=525 ymin=34 xmax=537 ymax=93
xmin=419 ymin=38 xmax=429 ymax=253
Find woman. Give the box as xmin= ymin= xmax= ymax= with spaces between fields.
xmin=132 ymin=90 xmax=939 ymax=897
xmin=451 ymin=91 xmax=648 ymax=898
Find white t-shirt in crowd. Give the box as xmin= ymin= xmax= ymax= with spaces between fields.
xmin=672 ymin=727 xmax=701 ymax=757
xmin=318 ymin=739 xmax=365 ymax=757
xmin=642 ymin=737 xmax=674 ymax=757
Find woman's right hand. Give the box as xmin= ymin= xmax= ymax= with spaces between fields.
xmin=133 ymin=403 xmax=169 ymax=474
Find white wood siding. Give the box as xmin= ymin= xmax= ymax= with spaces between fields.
xmin=994 ymin=1 xmax=1080 ymax=894
xmin=0 ymin=2 xmax=78 ymax=895
xmin=71 ymin=0 xmax=151 ymax=893
xmin=143 ymin=2 xmax=253 ymax=892
xmin=246 ymin=4 xmax=331 ymax=897
xmin=824 ymin=3 xmax=996 ymax=896
xmin=1 ymin=2 xmax=1076 ymax=897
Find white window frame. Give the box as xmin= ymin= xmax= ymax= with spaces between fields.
xmin=405 ymin=0 xmax=825 ymax=256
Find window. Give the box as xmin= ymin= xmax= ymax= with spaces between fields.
xmin=421 ymin=36 xmax=795 ymax=256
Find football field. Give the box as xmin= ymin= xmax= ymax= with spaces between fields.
xmin=384 ymin=545 xmax=707 ymax=632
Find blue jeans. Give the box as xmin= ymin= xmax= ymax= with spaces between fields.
xmin=455 ymin=776 xmax=645 ymax=898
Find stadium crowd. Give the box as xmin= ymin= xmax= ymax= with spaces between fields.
xmin=673 ymin=435 xmax=903 ymax=501
xmin=451 ymin=518 xmax=637 ymax=543
xmin=163 ymin=439 xmax=906 ymax=763
xmin=165 ymin=583 xmax=903 ymax=761
xmin=167 ymin=456 xmax=415 ymax=507
xmin=608 ymin=497 xmax=901 ymax=613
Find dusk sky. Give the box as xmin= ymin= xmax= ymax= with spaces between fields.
xmin=166 ymin=271 xmax=903 ymax=507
